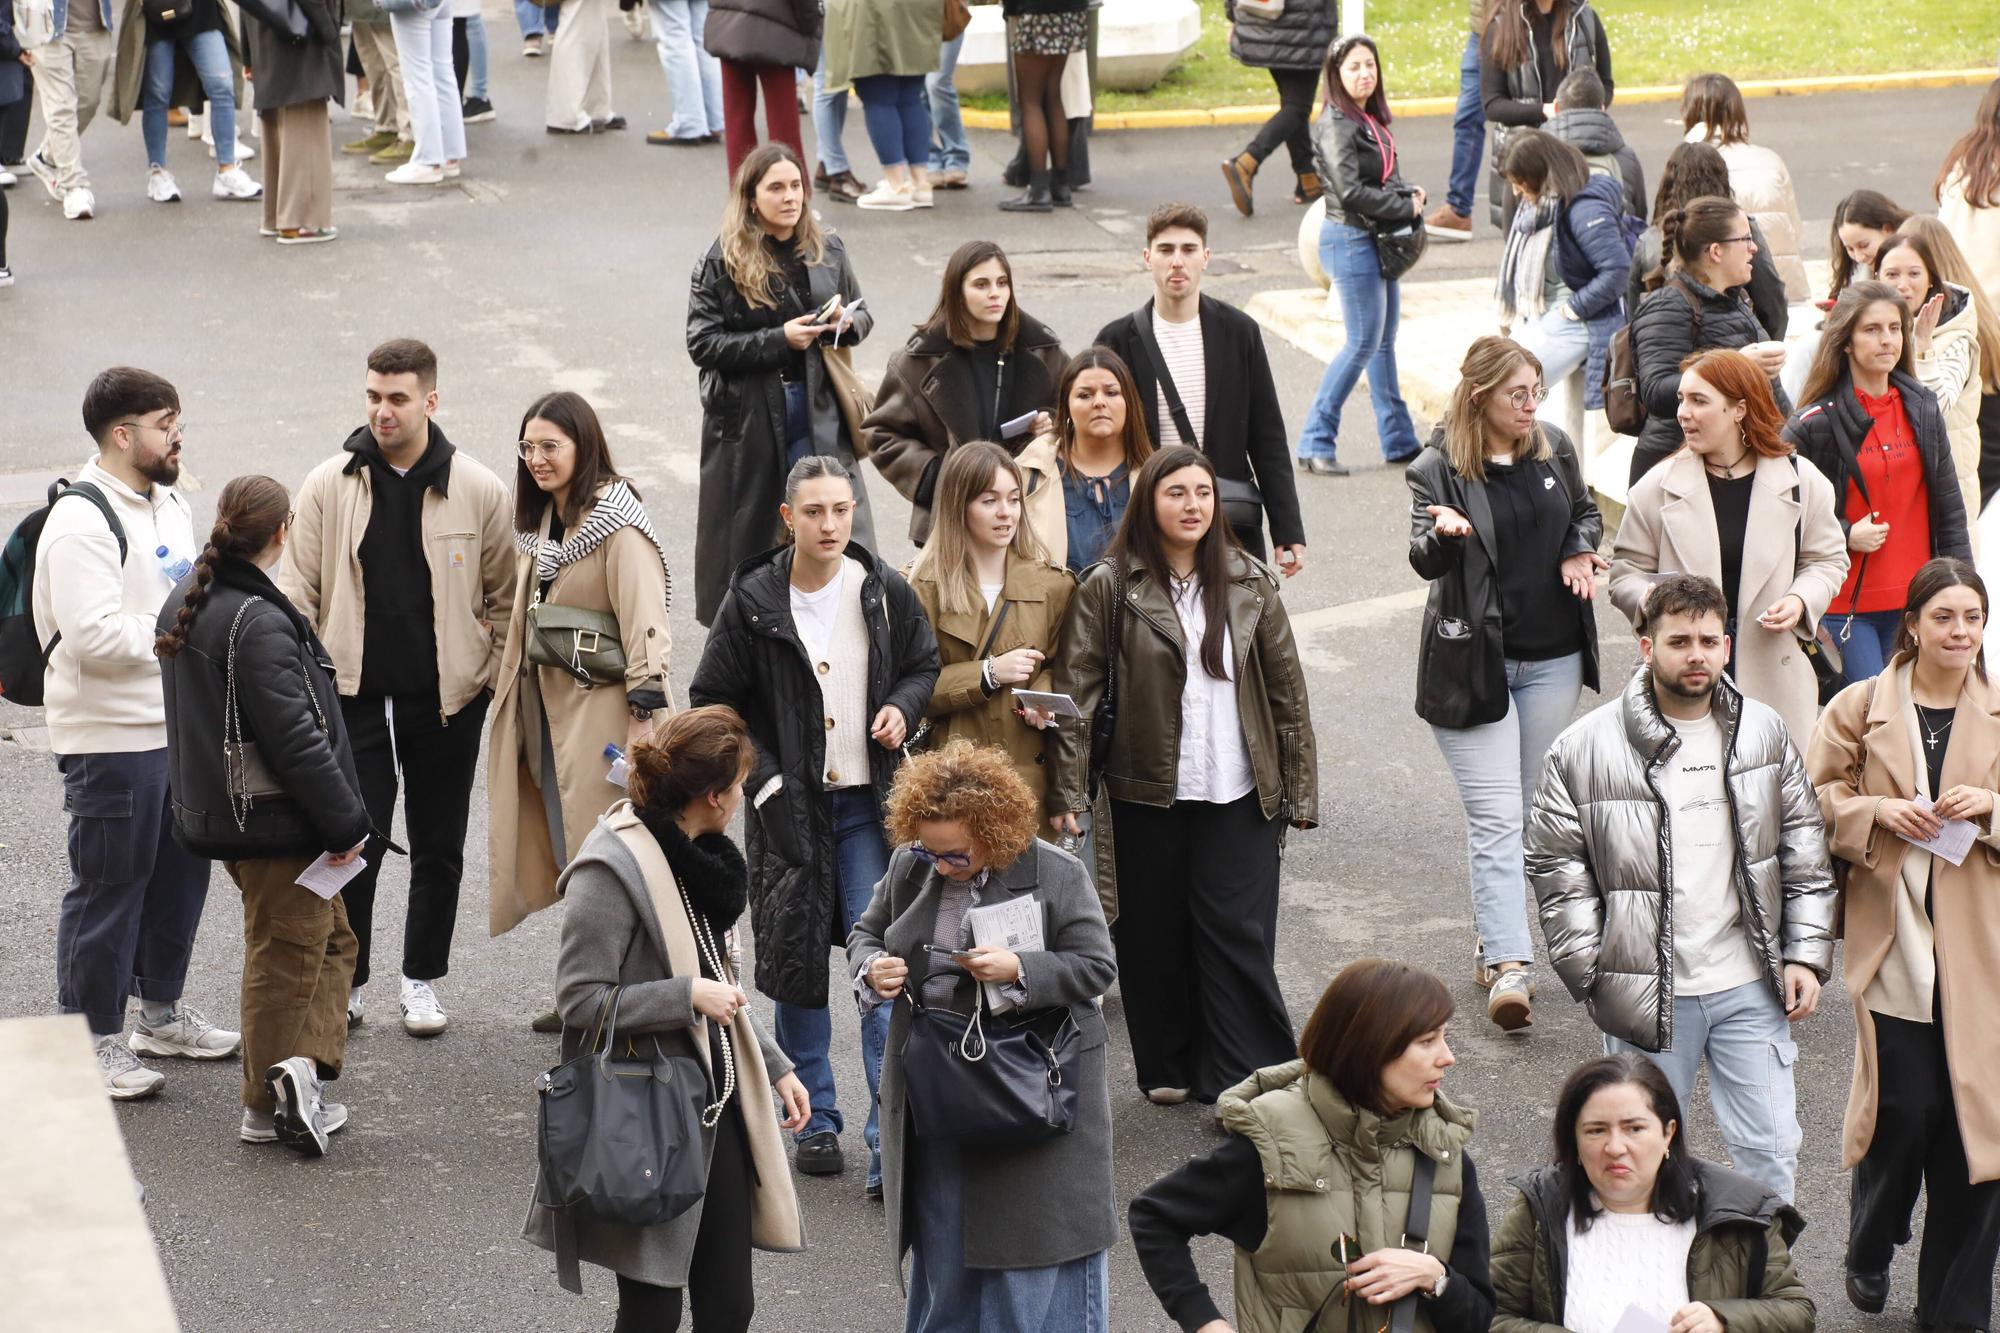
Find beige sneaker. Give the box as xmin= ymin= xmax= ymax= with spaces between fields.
xmin=1486 ymin=969 xmax=1534 ymax=1031
xmin=856 ymin=179 xmax=915 ymax=212
xmin=1425 ymin=203 xmax=1473 ymax=242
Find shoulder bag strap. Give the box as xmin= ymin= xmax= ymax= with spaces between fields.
xmin=975 ymin=599 xmax=1012 ymax=660
xmin=1130 ymin=310 xmax=1200 ymax=449
xmin=1388 ymin=1152 xmax=1439 ymax=1333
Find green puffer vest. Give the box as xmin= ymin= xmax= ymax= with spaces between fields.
xmin=1218 ymin=1061 xmax=1477 ymax=1333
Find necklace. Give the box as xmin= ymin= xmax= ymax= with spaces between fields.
xmin=1916 ymin=703 xmax=1954 ymax=752
xmin=1704 ymin=449 xmax=1750 ymax=479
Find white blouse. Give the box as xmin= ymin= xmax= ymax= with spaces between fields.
xmin=1169 ymin=577 xmax=1254 ymax=805
xmin=1562 ymin=1207 xmax=1695 ymax=1333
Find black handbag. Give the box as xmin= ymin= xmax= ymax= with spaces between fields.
xmin=1302 ymin=1150 xmax=1438 ymax=1333
xmin=902 ymin=989 xmax=1080 ymax=1145
xmin=1372 ymin=214 xmax=1428 ymax=283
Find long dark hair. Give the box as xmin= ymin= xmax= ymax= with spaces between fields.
xmin=1797 ymin=280 xmax=1914 ymax=407
xmin=154 ymin=475 xmax=290 ymax=659
xmin=1499 ymin=129 xmax=1589 ymax=204
xmin=1322 ymin=34 xmax=1392 ymax=125
xmin=1108 ymin=445 xmax=1239 ymax=679
xmin=1649 ymin=141 xmax=1732 ymax=233
xmin=1874 ymin=231 xmax=1945 ymax=312
xmin=1828 ymin=190 xmax=1911 ymax=301
xmin=1054 ymin=347 xmax=1153 ymax=479
xmin=1552 ymin=1054 xmax=1698 ymax=1234
xmin=514 ymin=391 xmax=632 ymax=531
xmin=1484 ymin=0 xmax=1574 ymax=74
xmin=923 ymin=240 xmax=1021 ymax=352
xmin=1936 ymin=77 xmax=2000 ymax=210
xmin=1893 ymin=557 xmax=1988 ymax=676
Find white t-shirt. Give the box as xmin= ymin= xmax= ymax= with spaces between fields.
xmin=1151 ymin=309 xmax=1206 ymax=448
xmin=1662 ymin=711 xmax=1763 ymax=996
xmin=1170 ymin=579 xmax=1254 ymax=804
xmin=1562 ymin=1209 xmax=1696 ymax=1333
xmin=789 ymin=560 xmax=847 ymax=662
xmin=980 ymin=581 xmax=1003 ymax=613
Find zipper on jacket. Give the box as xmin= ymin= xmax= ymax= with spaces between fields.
xmin=1713 ymin=696 xmax=1779 ymax=985
xmin=1640 ymin=733 xmax=1678 ymax=1053
xmin=993 ymin=356 xmax=1007 ymax=438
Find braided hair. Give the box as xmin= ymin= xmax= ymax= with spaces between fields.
xmin=154 ymin=474 xmax=291 ymax=659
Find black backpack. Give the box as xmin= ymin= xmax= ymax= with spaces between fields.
xmin=0 ymin=480 xmax=129 ymax=706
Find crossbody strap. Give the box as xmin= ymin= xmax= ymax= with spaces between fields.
xmin=1299 ymin=1151 xmax=1439 ymax=1333
xmin=1130 ymin=310 xmax=1200 ymax=449
xmin=975 ymin=599 xmax=1012 ymax=660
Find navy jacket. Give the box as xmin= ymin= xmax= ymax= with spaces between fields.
xmin=0 ymin=1 xmax=24 ymax=109
xmin=1552 ymin=173 xmax=1632 ymax=322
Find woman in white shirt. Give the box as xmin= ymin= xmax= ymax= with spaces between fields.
xmin=1491 ymin=1053 xmax=1815 ymax=1333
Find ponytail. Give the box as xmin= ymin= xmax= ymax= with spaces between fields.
xmin=1661 ymin=196 xmax=1744 ymax=280
xmin=153 ymin=475 xmax=291 ymax=659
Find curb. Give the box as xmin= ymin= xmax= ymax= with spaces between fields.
xmin=963 ymin=66 xmax=1994 ymax=132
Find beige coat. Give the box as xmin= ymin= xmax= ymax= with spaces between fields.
xmin=1686 ymin=128 xmax=1808 ymax=303
xmin=281 ymin=443 xmax=516 ymax=717
xmin=1609 ymin=450 xmax=1849 ymax=747
xmin=488 ymin=499 xmax=673 ymax=937
xmin=1016 ymin=432 xmax=1069 ymax=568
xmin=1941 ymin=170 xmax=2000 ymax=320
xmin=1807 ymin=669 xmax=2000 ymax=1182
xmin=1915 ymin=283 xmax=1983 ymax=516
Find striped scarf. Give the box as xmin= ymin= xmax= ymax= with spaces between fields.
xmin=514 ymin=479 xmax=673 ymax=611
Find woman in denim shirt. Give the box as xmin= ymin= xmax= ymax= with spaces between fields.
xmin=1027 ymin=347 xmax=1154 ymax=572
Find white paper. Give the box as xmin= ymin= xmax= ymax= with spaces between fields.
xmin=831 ymin=297 xmax=866 ymax=342
xmin=999 ymin=410 xmax=1040 ymax=441
xmin=1609 ymin=1307 xmax=1671 ymax=1333
xmin=295 ymin=852 xmax=367 ymax=900
xmin=1905 ymin=795 xmax=1978 ymax=867
xmin=964 ymin=897 xmax=1045 ymax=1015
xmin=1009 ymin=689 xmax=1081 ymax=718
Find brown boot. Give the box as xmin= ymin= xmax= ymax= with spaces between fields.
xmin=1293 ymin=171 xmax=1323 ymax=205
xmin=1221 ymin=151 xmax=1258 ymax=217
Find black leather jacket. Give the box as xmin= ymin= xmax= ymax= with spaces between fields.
xmin=1781 ymin=366 xmax=1972 ymax=558
xmin=1311 ymin=106 xmax=1419 ymax=231
xmin=1406 ymin=425 xmax=1602 ymax=729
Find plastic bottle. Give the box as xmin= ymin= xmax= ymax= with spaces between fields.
xmin=603 ymin=743 xmax=630 ymax=788
xmin=156 ymin=545 xmax=193 ymax=583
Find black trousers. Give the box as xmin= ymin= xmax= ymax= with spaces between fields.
xmin=1977 ymin=390 xmax=2000 ymax=512
xmin=0 ymin=73 xmax=31 ymax=165
xmin=337 ymin=690 xmax=488 ymax=988
xmin=1243 ymin=66 xmax=1320 ymax=176
xmin=1849 ymin=1010 xmax=2000 ymax=1329
xmin=613 ymin=1107 xmax=755 ymax=1333
xmin=1109 ymin=793 xmax=1296 ymax=1103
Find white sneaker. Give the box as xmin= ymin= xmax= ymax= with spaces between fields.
xmin=912 ymin=185 xmax=934 ymax=208
xmin=242 ymin=1098 xmax=347 ymax=1143
xmin=98 ymin=1035 xmax=165 ymax=1100
xmin=385 ymin=161 xmax=444 ymax=185
xmin=266 ymin=1056 xmax=330 ymax=1157
xmin=130 ymin=1004 xmax=240 ymax=1059
xmin=0 ymin=266 xmax=13 ymax=287
xmin=63 ymin=186 xmax=95 ymax=219
xmin=211 ymin=165 xmax=262 ymax=200
xmin=442 ymin=161 xmax=462 ymax=179
xmin=206 ymin=135 xmax=256 ymax=162
xmin=146 ymin=167 xmax=181 ymax=203
xmin=0 ymin=169 xmax=15 ymax=188
xmin=855 ymin=179 xmax=915 ymax=212
xmin=347 ymin=986 xmax=365 ymax=1028
xmin=400 ymin=977 xmax=448 ymax=1037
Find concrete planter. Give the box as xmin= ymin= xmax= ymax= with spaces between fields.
xmin=954 ymin=0 xmax=1201 ymax=97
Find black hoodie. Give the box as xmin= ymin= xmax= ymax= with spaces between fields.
xmin=341 ymin=421 xmax=457 ymax=696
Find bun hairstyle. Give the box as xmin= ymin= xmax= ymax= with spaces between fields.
xmin=1660 ymin=195 xmax=1744 ymax=276
xmin=627 ymin=705 xmax=755 ymax=814
xmin=153 ymin=474 xmax=290 ymax=659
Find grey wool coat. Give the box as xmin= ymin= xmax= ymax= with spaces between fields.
xmin=847 ymin=840 xmax=1118 ymax=1278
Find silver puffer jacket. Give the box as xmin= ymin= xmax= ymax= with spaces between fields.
xmin=1524 ymin=667 xmax=1836 ymax=1052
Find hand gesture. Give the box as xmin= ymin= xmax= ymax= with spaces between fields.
xmin=960 ymin=946 xmax=1022 ymax=984
xmin=1756 ymin=594 xmax=1806 ymax=633
xmin=1274 ymin=543 xmax=1306 ymax=577
xmin=1915 ymin=293 xmax=1944 ymax=356
xmin=871 ymin=705 xmax=908 ymax=749
xmin=783 ymin=313 xmax=829 ymax=350
xmin=1561 ymin=551 xmax=1609 ymax=599
xmin=774 ymin=1072 xmax=811 ymax=1130
xmin=1782 ymin=963 xmax=1821 ymax=1021
xmin=988 ymin=646 xmax=1044 ymax=686
xmin=692 ymin=978 xmax=749 ymax=1025
xmin=1849 ymin=512 xmax=1890 ymax=553
xmin=1934 ymin=785 xmax=1995 ymax=823
xmin=1877 ymin=797 xmax=1942 ymax=842
xmin=1345 ymin=1247 xmax=1445 ymax=1304
xmin=1426 ymin=504 xmax=1473 ymax=538
xmin=867 ymin=953 xmax=909 ymax=1000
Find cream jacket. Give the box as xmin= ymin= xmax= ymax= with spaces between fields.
xmin=1686 ymin=127 xmax=1808 ymax=303
xmin=1941 ymin=170 xmax=2000 ymax=318
xmin=1916 ymin=283 xmax=1983 ymax=515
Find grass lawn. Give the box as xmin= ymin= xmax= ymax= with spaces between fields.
xmin=965 ymin=0 xmax=2000 ymax=115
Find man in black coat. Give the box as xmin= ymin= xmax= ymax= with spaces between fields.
xmin=1095 ymin=202 xmax=1308 ymax=573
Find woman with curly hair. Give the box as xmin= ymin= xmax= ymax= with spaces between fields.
xmin=847 ymin=739 xmax=1117 ymax=1331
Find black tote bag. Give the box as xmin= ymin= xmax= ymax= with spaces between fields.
xmin=902 ymin=989 xmax=1081 ymax=1145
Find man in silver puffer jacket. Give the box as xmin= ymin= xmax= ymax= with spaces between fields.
xmin=1525 ymin=574 xmax=1834 ymax=1203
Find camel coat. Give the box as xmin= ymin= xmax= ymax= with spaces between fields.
xmin=1609 ymin=450 xmax=1849 ymax=747
xmin=1014 ymin=432 xmax=1068 ymax=569
xmin=489 ymin=499 xmax=673 ymax=937
xmin=1806 ymin=668 xmax=2000 ymax=1182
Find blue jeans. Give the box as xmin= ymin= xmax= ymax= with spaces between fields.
xmin=1825 ymin=609 xmax=1903 ymax=682
xmin=513 ymin=0 xmax=555 ymax=38
xmin=1605 ymin=978 xmax=1801 ymax=1203
xmin=811 ymin=48 xmax=849 ymax=175
xmin=1446 ymin=29 xmax=1484 ymax=217
xmin=1297 ymin=220 xmax=1419 ymax=462
xmin=390 ymin=4 xmax=464 ymax=166
xmin=926 ymin=31 xmax=968 ymax=173
xmin=648 ymin=0 xmax=722 ymax=139
xmin=464 ymin=13 xmax=489 ymax=100
xmin=771 ymin=787 xmax=891 ymax=1183
xmin=1514 ymin=303 xmax=1592 ymax=386
xmin=142 ymin=29 xmax=235 ymax=168
xmin=784 ymin=379 xmax=812 ymax=468
xmin=1429 ymin=653 xmax=1585 ymax=966
xmin=906 ymin=1135 xmax=1111 ymax=1333
xmin=853 ymin=72 xmax=928 ymax=170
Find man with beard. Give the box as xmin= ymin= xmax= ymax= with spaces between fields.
xmin=35 ymin=366 xmax=241 ymax=1100
xmin=1524 ymin=573 xmax=1834 ymax=1203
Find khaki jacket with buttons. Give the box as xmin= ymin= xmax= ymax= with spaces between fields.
xmin=280 ymin=437 xmax=517 ymax=718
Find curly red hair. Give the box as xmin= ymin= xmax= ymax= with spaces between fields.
xmin=884 ymin=739 xmax=1041 ymax=870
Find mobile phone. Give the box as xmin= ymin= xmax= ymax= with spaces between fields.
xmin=813 ymin=293 xmax=842 ymax=324
xmin=924 ymin=943 xmax=974 ymax=960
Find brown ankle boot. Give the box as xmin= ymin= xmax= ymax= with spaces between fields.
xmin=1221 ymin=151 xmax=1258 ymax=217
xmin=1294 ymin=171 xmax=1323 ymax=205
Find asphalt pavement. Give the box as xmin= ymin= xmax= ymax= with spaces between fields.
xmin=0 ymin=27 xmax=1988 ymax=1331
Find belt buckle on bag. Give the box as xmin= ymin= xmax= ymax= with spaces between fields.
xmin=573 ymin=629 xmax=601 ymax=656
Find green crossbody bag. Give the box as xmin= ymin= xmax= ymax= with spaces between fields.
xmin=525 ymin=587 xmax=626 ymax=688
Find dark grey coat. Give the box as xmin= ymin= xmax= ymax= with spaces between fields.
xmin=847 ymin=841 xmax=1118 ymax=1277
xmin=246 ymin=0 xmax=344 ymax=110
xmin=704 ymin=0 xmax=820 ymax=70
xmin=1224 ymin=0 xmax=1335 ymax=72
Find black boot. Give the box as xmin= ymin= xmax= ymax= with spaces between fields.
xmin=999 ymin=170 xmax=1053 ymax=213
xmin=1050 ymin=168 xmax=1072 ymax=207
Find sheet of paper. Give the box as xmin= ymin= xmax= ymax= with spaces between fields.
xmin=1009 ymin=689 xmax=1081 ymax=718
xmin=1609 ymin=1306 xmax=1671 ymax=1333
xmin=999 ymin=410 xmax=1040 ymax=440
xmin=295 ymin=852 xmax=367 ymax=900
xmin=964 ymin=896 xmax=1045 ymax=1015
xmin=1905 ymin=795 xmax=1978 ymax=866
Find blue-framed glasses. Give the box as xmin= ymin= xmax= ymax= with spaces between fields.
xmin=911 ymin=844 xmax=974 ymax=871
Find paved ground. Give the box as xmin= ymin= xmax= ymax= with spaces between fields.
xmin=0 ymin=27 xmax=1989 ymax=1330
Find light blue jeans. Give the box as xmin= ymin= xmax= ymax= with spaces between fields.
xmin=811 ymin=47 xmax=849 ymax=175
xmin=142 ymin=29 xmax=235 ymax=168
xmin=1605 ymin=978 xmax=1801 ymax=1203
xmin=1514 ymin=302 xmax=1592 ymax=386
xmin=389 ymin=4 xmax=464 ymax=167
xmin=1429 ymin=652 xmax=1585 ymax=966
xmin=926 ymin=30 xmax=968 ymax=174
xmin=1297 ymin=219 xmax=1419 ymax=462
xmin=647 ymin=0 xmax=722 ymax=139
xmin=463 ymin=13 xmax=488 ymax=101
xmin=1824 ymin=609 xmax=1902 ymax=683
xmin=513 ymin=0 xmax=555 ymax=39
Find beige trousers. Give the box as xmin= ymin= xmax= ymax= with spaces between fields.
xmin=260 ymin=101 xmax=333 ymax=233
xmin=543 ymin=0 xmax=613 ymax=131
xmin=31 ymin=27 xmax=114 ymax=192
xmin=350 ymin=19 xmax=411 ymax=140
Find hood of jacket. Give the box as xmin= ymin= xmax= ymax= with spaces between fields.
xmin=339 ymin=419 xmax=457 ymax=493
xmin=1547 ymin=107 xmax=1627 ymax=157
xmin=1217 ymin=1059 xmax=1477 ymax=1170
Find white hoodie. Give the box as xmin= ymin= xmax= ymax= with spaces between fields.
xmin=31 ymin=457 xmax=197 ymax=755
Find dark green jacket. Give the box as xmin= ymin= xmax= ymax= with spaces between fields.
xmin=1491 ymin=1160 xmax=1813 ymax=1333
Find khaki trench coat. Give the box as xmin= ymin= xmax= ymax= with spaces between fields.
xmin=822 ymin=0 xmax=938 ymax=89
xmin=108 ymin=0 xmax=245 ymax=127
xmin=905 ymin=551 xmax=1075 ymax=816
xmin=488 ymin=500 xmax=673 ymax=937
xmin=1609 ymin=449 xmax=1849 ymax=748
xmin=1806 ymin=668 xmax=2000 ymax=1182
xmin=1014 ymin=432 xmax=1069 ymax=569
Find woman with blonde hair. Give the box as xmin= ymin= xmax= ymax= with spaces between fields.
xmin=905 ymin=442 xmax=1075 ymax=817
xmin=1877 ymin=228 xmax=1995 ymax=520
xmin=1408 ymin=334 xmax=1603 ymax=1032
xmin=1680 ymin=72 xmax=1808 ymax=302
xmin=1899 ymin=215 xmax=2000 ymax=514
xmin=1609 ymin=348 xmax=1848 ymax=745
xmin=687 ymin=141 xmax=876 ymax=626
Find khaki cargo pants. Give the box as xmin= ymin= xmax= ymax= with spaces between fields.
xmin=226 ymin=857 xmax=357 ymax=1115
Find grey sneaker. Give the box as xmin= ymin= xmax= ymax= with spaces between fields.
xmin=267 ymin=1056 xmax=329 ymax=1157
xmin=242 ymin=1099 xmax=348 ymax=1144
xmin=131 ymin=1004 xmax=240 ymax=1059
xmin=97 ymin=1035 xmax=165 ymax=1100
xmin=1486 ymin=969 xmax=1534 ymax=1032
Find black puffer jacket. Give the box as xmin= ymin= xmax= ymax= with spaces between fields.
xmin=687 ymin=543 xmax=939 ymax=1008
xmin=159 ymin=555 xmax=371 ymax=861
xmin=1312 ymin=106 xmax=1418 ymax=231
xmin=1781 ymin=366 xmax=1971 ymax=558
xmin=1628 ymin=219 xmax=1788 ymax=345
xmin=703 ymin=0 xmax=819 ymax=69
xmin=1544 ymin=107 xmax=1645 ymax=221
xmin=1628 ymin=272 xmax=1790 ymax=484
xmin=1406 ymin=424 xmax=1602 ymax=729
xmin=1224 ymin=0 xmax=1335 ymax=71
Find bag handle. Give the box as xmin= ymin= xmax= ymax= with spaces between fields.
xmin=1130 ymin=309 xmax=1200 ymax=450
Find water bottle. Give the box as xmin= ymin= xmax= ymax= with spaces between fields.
xmin=1058 ymin=832 xmax=1080 ymax=854
xmin=156 ymin=545 xmax=193 ymax=583
xmin=603 ymin=743 xmax=630 ymax=788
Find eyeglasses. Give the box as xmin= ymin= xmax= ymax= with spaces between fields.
xmin=910 ymin=844 xmax=975 ymax=871
xmin=120 ymin=416 xmax=184 ymax=442
xmin=1503 ymin=386 xmax=1549 ymax=409
xmin=285 ymin=510 xmax=296 ymax=528
xmin=518 ymin=439 xmax=570 ymax=461
xmin=1718 ymin=234 xmax=1756 ymax=247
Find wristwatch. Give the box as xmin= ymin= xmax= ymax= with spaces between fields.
xmin=1423 ymin=1268 xmax=1450 ymax=1300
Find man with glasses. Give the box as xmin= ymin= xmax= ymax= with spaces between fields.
xmin=281 ymin=338 xmax=513 ymax=1038
xmin=35 ymin=366 xmax=240 ymax=1099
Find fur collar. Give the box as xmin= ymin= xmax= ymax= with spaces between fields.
xmin=635 ymin=806 xmax=749 ymax=936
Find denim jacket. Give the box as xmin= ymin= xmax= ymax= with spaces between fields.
xmin=54 ymin=0 xmax=117 ymax=38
